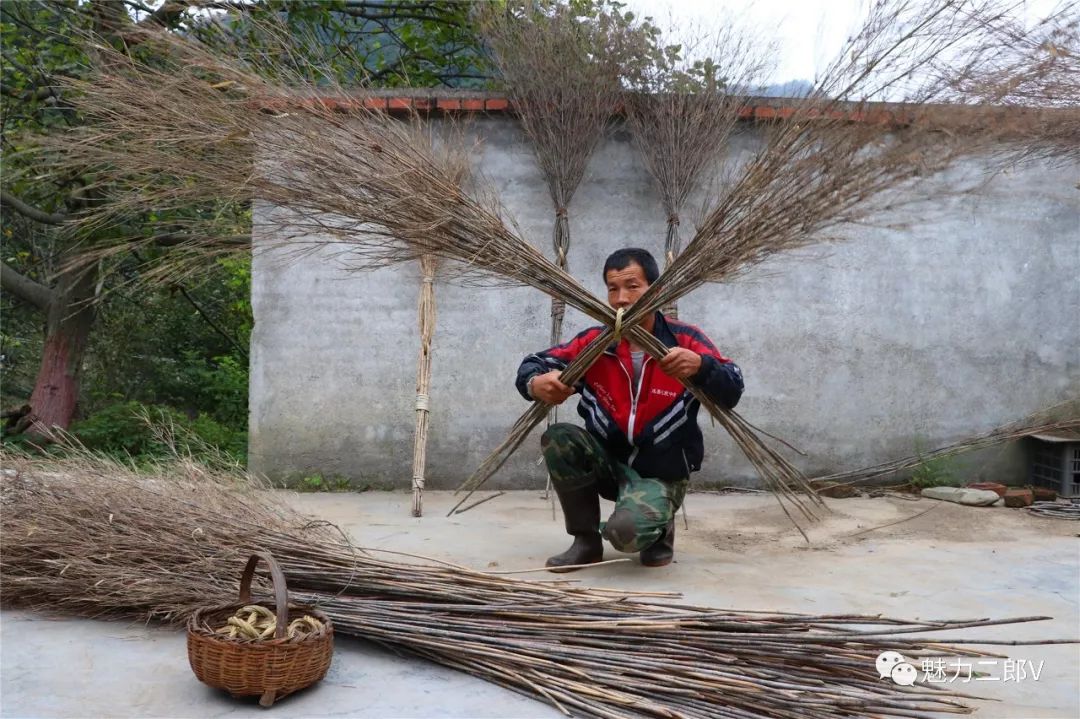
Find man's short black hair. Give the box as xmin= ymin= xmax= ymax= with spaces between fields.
xmin=603 ymin=248 xmax=659 ymax=285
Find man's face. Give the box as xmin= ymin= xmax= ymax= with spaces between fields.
xmin=605 ymin=262 xmax=650 ymax=311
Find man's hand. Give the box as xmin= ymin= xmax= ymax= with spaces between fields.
xmin=529 ymin=370 xmax=575 ymax=405
xmin=658 ymin=347 xmax=702 ymax=380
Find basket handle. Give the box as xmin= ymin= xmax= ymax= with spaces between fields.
xmin=238 ymin=551 xmax=289 ymax=640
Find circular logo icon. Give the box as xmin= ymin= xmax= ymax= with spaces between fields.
xmin=876 ymin=651 xmax=906 ymax=679
xmin=891 ymin=662 xmax=918 ymax=686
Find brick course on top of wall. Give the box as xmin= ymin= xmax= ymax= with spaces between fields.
xmin=259 ymin=90 xmax=915 ymax=126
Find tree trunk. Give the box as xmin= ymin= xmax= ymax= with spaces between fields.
xmin=26 ymin=267 xmax=97 ymax=438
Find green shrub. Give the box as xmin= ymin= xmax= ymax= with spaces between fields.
xmin=296 ymin=473 xmax=352 ymax=492
xmin=69 ymin=401 xmax=246 ymax=464
xmin=299 ymin=474 xmax=327 ymax=492
xmin=70 ymin=402 xmax=186 ymax=458
xmin=910 ymin=456 xmax=958 ymax=488
xmin=188 ymin=413 xmax=248 ymax=460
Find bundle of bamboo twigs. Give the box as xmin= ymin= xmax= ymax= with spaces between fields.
xmin=815 ymin=408 xmax=1080 ymax=486
xmin=39 ymin=2 xmax=1079 ymax=537
xmin=623 ymin=20 xmax=773 ymax=318
xmin=1027 ymin=502 xmax=1080 ymax=520
xmin=2 ymin=450 xmax=1074 ymax=718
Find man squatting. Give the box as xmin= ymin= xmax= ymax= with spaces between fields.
xmin=517 ymin=248 xmax=745 ymax=571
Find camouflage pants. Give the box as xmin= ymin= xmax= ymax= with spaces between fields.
xmin=541 ymin=423 xmax=688 ymax=553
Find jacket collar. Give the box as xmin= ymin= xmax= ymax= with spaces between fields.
xmin=604 ymin=311 xmax=678 ymax=355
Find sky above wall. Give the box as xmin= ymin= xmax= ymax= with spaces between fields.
xmin=621 ymin=0 xmax=1062 ymax=86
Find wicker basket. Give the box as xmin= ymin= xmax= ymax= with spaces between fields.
xmin=187 ymin=551 xmax=333 ymax=707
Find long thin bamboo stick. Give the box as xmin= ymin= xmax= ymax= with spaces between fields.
xmin=410 ymin=255 xmax=437 ymax=516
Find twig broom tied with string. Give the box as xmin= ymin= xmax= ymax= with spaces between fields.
xmin=623 ymin=21 xmax=774 ymax=318
xmin=410 ymin=253 xmax=437 ymax=516
xmin=480 ymin=3 xmax=643 ymax=502
xmin=481 ymin=2 xmax=638 ymax=343
xmin=42 ymin=1 xmax=1079 ymax=538
xmin=410 ymin=133 xmax=473 ymax=517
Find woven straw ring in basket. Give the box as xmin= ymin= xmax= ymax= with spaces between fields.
xmin=187 ymin=551 xmax=334 ymax=708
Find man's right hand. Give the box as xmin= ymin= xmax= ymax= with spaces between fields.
xmin=529 ymin=371 xmax=575 ymax=405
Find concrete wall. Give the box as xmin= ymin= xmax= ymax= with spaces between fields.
xmin=249 ymin=116 xmax=1080 ymax=488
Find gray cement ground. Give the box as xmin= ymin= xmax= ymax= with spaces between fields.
xmin=2 ymin=490 xmax=1078 ymax=718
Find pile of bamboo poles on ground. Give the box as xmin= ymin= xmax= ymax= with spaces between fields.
xmin=2 ymin=450 xmax=1075 ymax=718
xmin=815 ymin=406 xmax=1080 ymax=486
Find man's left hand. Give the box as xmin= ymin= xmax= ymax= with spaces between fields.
xmin=658 ymin=347 xmax=702 ymax=380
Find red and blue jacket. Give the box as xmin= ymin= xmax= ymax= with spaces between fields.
xmin=516 ymin=311 xmax=743 ymax=481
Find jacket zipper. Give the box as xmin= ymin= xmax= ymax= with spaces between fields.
xmin=616 ymin=352 xmax=650 ymax=467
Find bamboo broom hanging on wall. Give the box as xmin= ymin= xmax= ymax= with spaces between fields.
xmin=624 ymin=23 xmax=773 ymax=318
xmin=481 ymin=4 xmax=629 ymax=423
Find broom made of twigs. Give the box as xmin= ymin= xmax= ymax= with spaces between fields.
xmin=482 ymin=3 xmax=626 ymax=357
xmin=482 ymin=5 xmax=629 ymax=504
xmin=3 ymin=449 xmax=1076 ymax=719
xmin=409 ymin=136 xmax=472 ymax=517
xmin=624 ymin=20 xmax=774 ymax=319
xmin=45 ymin=3 xmax=1077 ymax=534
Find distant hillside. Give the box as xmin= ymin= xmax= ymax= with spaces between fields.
xmin=757 ymin=79 xmax=814 ymax=98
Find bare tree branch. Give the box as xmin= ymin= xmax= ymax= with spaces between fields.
xmin=138 ymin=0 xmax=196 ymax=29
xmin=1 ymin=260 xmax=53 ymax=311
xmin=1 ymin=190 xmax=69 ymax=225
xmin=0 ymin=82 xmax=57 ymax=103
xmin=119 ymin=0 xmax=156 ymax=16
xmin=176 ymin=284 xmax=249 ymax=360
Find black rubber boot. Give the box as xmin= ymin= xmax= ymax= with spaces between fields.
xmin=640 ymin=519 xmax=675 ymax=567
xmin=546 ymin=483 xmax=603 ymax=572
